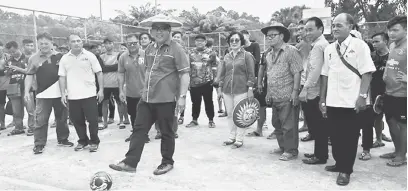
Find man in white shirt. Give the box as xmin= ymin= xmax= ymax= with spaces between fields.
xmin=58 ymin=34 xmax=104 ymax=152
xmin=320 ymin=13 xmax=375 ymax=186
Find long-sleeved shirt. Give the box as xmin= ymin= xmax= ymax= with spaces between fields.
xmin=303 ymin=35 xmax=329 ymax=99
xmin=219 ymin=48 xmax=255 ymax=95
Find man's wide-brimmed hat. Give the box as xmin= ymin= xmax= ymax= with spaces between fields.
xmin=261 ymin=21 xmax=291 ymax=43
xmin=139 ymin=14 xmax=183 ymax=28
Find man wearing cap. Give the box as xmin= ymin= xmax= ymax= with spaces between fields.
xmin=185 ymin=34 xmax=216 ymax=128
xmin=258 ymin=22 xmax=303 ymax=161
xmin=100 ymin=37 xmax=128 ymax=130
xmin=109 ymin=14 xmax=190 ymax=175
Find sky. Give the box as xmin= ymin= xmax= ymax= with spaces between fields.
xmin=0 ymin=0 xmax=326 ymax=23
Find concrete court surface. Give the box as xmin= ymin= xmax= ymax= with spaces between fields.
xmin=0 ymin=92 xmax=406 ymax=190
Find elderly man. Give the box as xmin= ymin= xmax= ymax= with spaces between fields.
xmin=299 ymin=17 xmax=329 ymax=165
xmin=258 ymin=22 xmax=303 ymax=161
xmin=109 ymin=15 xmax=190 ymax=175
xmin=320 ymin=13 xmax=375 ymax=185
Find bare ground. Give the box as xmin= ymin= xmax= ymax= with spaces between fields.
xmin=0 ymin=94 xmax=406 ymax=190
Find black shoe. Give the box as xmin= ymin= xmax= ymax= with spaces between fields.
xmin=109 ymin=162 xmax=136 ymax=173
xmin=336 ymin=172 xmax=350 ymax=186
xmin=89 ymin=144 xmax=99 ymax=152
xmin=325 ymin=165 xmax=340 ymax=172
xmin=302 ymin=157 xmax=327 ymax=165
xmin=74 ymin=144 xmax=88 ymax=151
xmin=304 ymin=153 xmax=315 ymax=158
xmin=33 ymin=145 xmax=44 ymax=154
xmin=58 ymin=140 xmax=74 ymax=147
xmin=153 ymin=163 xmax=173 ymax=175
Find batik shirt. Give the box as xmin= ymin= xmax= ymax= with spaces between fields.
xmin=189 ymin=48 xmax=217 ymax=87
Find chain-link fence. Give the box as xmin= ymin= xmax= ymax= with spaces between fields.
xmin=0 ymin=5 xmax=148 ymax=52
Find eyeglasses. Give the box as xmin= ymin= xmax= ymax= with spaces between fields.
xmin=127 ymin=42 xmax=139 ymax=46
xmin=230 ymin=38 xmax=240 ymax=43
xmin=152 ymin=26 xmax=170 ymax=32
xmin=266 ymin=33 xmax=281 ymax=39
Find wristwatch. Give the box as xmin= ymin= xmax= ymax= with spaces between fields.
xmin=248 ymin=87 xmax=254 ymax=91
xmin=180 ymin=94 xmax=186 ymax=99
xmin=359 ymin=93 xmax=368 ymax=99
xmin=321 ymin=102 xmax=326 ymax=106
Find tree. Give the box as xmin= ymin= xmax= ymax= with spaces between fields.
xmin=269 ymin=5 xmax=309 ymax=27
xmin=110 ymin=3 xmax=176 ymax=26
xmin=325 ymin=0 xmax=406 ymax=22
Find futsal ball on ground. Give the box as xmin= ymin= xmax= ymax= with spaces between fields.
xmin=90 ymin=171 xmax=113 ymax=191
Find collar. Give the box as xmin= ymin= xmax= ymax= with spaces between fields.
xmin=39 ymin=50 xmax=58 ymax=58
xmin=273 ymin=43 xmax=288 ymax=52
xmin=228 ymin=47 xmax=245 ymax=56
xmin=395 ymin=36 xmax=407 ymax=48
xmin=154 ymin=38 xmax=172 ymax=48
xmin=311 ymin=35 xmax=325 ymax=46
xmin=336 ymin=35 xmax=352 ymax=47
xmin=68 ymin=49 xmax=84 ymax=56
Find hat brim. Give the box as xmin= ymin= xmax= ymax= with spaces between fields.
xmin=261 ymin=26 xmax=291 ymax=43
xmin=139 ymin=20 xmax=182 ymax=28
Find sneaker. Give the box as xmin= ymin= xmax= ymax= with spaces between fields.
xmin=50 ymin=121 xmax=57 ymax=128
xmin=89 ymin=144 xmax=99 ymax=152
xmin=33 ymin=145 xmax=45 ymax=154
xmin=124 ymin=119 xmax=130 ymax=125
xmin=74 ymin=144 xmax=87 ymax=151
xmin=218 ymin=110 xmax=224 ymax=114
xmin=58 ymin=140 xmax=74 ymax=147
xmin=27 ymin=128 xmax=34 ymax=136
xmin=186 ymin=120 xmax=198 ymax=128
xmin=153 ymin=163 xmax=174 ymax=175
xmin=109 ymin=161 xmax=136 ymax=173
xmin=209 ymin=121 xmax=216 ymax=128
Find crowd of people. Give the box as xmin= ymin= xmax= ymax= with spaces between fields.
xmin=0 ymin=12 xmax=406 ymax=187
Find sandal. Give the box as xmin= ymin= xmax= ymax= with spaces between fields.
xmin=380 ymin=152 xmax=397 ymax=159
xmin=386 ymin=159 xmax=407 ymax=167
xmin=186 ymin=121 xmax=198 ymax=128
xmin=359 ymin=151 xmax=371 ymax=161
xmin=231 ymin=141 xmax=243 ymax=149
xmin=372 ymin=141 xmax=385 ymax=148
xmin=7 ymin=129 xmax=25 ymax=136
xmin=246 ymin=131 xmax=262 ymax=137
xmin=382 ymin=133 xmax=392 ymax=142
xmin=267 ymin=133 xmax=276 ymax=140
xmin=223 ymin=139 xmax=235 ymax=146
xmin=279 ymin=152 xmax=298 ymax=161
xmin=98 ymin=124 xmax=108 ymax=130
xmin=178 ymin=117 xmax=184 ymax=125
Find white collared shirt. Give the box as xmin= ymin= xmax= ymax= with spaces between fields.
xmin=58 ymin=49 xmax=102 ymax=100
xmin=321 ymin=35 xmax=376 ymax=108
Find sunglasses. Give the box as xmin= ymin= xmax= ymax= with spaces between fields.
xmin=266 ymin=33 xmax=281 ymax=39
xmin=230 ymin=38 xmax=240 ymax=43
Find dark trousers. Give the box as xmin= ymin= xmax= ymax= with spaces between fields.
xmin=123 ymin=101 xmax=176 ymax=168
xmin=272 ymin=100 xmax=300 ymax=155
xmin=34 ymin=98 xmax=70 ymax=146
xmin=8 ymin=96 xmax=24 ymax=130
xmin=190 ymin=82 xmax=215 ymax=121
xmin=69 ymin=96 xmax=100 ymax=145
xmin=98 ymin=97 xmax=115 ymax=119
xmin=361 ymin=108 xmax=376 ymax=151
xmin=126 ymin=97 xmax=140 ymax=128
xmin=327 ymin=107 xmax=361 ymax=174
xmin=302 ymin=97 xmax=328 ymax=160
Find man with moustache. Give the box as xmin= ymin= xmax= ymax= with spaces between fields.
xmin=109 ymin=15 xmax=190 ymax=175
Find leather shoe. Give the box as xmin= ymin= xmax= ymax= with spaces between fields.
xmin=304 ymin=153 xmax=315 ymax=158
xmin=153 ymin=163 xmax=174 ymax=175
xmin=336 ymin=172 xmax=350 ymax=186
xmin=109 ymin=162 xmax=136 ymax=173
xmin=325 ymin=165 xmax=340 ymax=172
xmin=302 ymin=157 xmax=327 ymax=165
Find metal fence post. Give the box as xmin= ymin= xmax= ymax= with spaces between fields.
xmin=263 ymin=35 xmax=266 ymax=51
xmin=120 ymin=24 xmax=124 ymax=43
xmin=32 ymin=11 xmax=38 ymax=52
xmin=218 ymin=32 xmax=221 ymax=56
xmin=84 ymin=21 xmax=88 ymax=43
